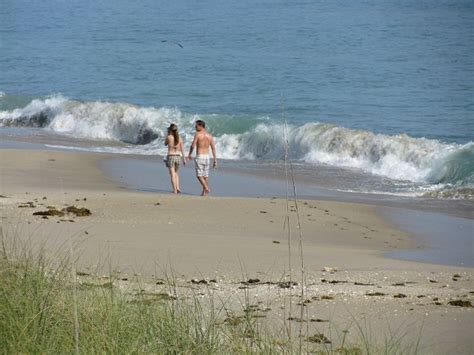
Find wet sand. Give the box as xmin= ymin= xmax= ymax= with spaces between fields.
xmin=1 ymin=148 xmax=473 ymax=354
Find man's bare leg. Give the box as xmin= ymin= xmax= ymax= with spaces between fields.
xmin=197 ymin=176 xmax=210 ymax=196
xmin=204 ymin=177 xmax=210 ymax=195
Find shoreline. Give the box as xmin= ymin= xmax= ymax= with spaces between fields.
xmin=2 ymin=146 xmax=472 ymax=274
xmin=383 ymin=207 xmax=473 ymax=268
xmin=1 ymin=147 xmax=473 ymax=354
xmin=1 ymin=142 xmax=472 ymax=267
xmin=1 ymin=132 xmax=472 ymax=219
xmin=0 ymin=148 xmax=417 ymax=275
xmin=100 ymin=153 xmax=474 ymax=268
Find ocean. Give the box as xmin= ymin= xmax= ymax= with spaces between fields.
xmin=1 ymin=0 xmax=473 ymax=199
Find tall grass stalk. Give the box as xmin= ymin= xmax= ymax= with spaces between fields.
xmin=70 ymin=245 xmax=80 ymax=354
xmin=283 ymin=116 xmax=294 ymax=341
xmin=283 ymin=120 xmax=308 ymax=352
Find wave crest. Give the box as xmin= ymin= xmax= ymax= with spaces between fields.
xmin=1 ymin=95 xmax=472 ymax=195
xmin=216 ymin=122 xmax=473 ymax=187
xmin=0 ymin=95 xmax=196 ymax=144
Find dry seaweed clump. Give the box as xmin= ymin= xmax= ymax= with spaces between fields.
xmin=18 ymin=202 xmax=36 ymax=208
xmin=448 ymin=300 xmax=472 ymax=308
xmin=32 ymin=205 xmax=91 ymax=218
xmin=33 ymin=209 xmax=65 ymax=217
xmin=365 ymin=292 xmax=386 ymax=297
xmin=65 ymin=206 xmax=91 ymax=216
xmin=307 ymin=333 xmax=331 ymax=344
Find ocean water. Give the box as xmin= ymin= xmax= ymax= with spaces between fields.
xmin=1 ymin=0 xmax=473 ymax=198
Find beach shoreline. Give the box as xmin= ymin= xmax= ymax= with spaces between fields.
xmin=1 ymin=132 xmax=472 ymax=219
xmin=1 ymin=148 xmax=473 ymax=353
xmin=1 ymin=141 xmax=472 ymax=266
xmin=1 ymin=148 xmax=418 ymax=273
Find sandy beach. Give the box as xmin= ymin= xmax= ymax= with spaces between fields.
xmin=1 ymin=148 xmax=472 ymax=353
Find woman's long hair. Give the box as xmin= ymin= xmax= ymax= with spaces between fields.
xmin=168 ymin=124 xmax=180 ymax=145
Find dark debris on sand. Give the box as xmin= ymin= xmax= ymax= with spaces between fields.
xmin=448 ymin=300 xmax=472 ymax=308
xmin=321 ymin=279 xmax=348 ymax=284
xmin=33 ymin=209 xmax=65 ymax=217
xmin=320 ymin=295 xmax=335 ymax=300
xmin=354 ymin=282 xmax=375 ymax=286
xmin=365 ymin=292 xmax=386 ymax=297
xmin=239 ymin=279 xmax=298 ymax=289
xmin=32 ymin=205 xmax=91 ymax=218
xmin=191 ymin=279 xmax=217 ymax=285
xmin=64 ymin=206 xmax=91 ymax=216
xmin=18 ymin=202 xmax=36 ymax=208
xmin=307 ymin=333 xmax=331 ymax=344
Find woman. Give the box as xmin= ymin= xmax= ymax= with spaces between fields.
xmin=164 ymin=124 xmax=186 ymax=194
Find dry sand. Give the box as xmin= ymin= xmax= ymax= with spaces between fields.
xmin=1 ymin=149 xmax=473 ymax=354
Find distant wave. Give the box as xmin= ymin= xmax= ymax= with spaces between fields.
xmin=1 ymin=94 xmax=472 ymax=198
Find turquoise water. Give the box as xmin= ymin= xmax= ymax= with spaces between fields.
xmin=1 ymin=0 xmax=473 ymax=197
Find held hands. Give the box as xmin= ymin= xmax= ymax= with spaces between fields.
xmin=213 ymin=160 xmax=217 ymax=169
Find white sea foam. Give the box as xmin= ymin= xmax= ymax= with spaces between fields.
xmin=0 ymin=95 xmax=198 ymax=144
xmin=1 ymin=95 xmax=472 ymax=193
xmin=216 ymin=122 xmax=473 ymax=187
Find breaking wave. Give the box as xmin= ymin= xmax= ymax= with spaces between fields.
xmin=1 ymin=95 xmax=472 ymax=198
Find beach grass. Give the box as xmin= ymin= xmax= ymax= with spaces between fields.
xmin=0 ymin=229 xmax=425 ymax=354
xmin=0 ymin=231 xmax=288 ymax=353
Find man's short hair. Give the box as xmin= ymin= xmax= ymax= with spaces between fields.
xmin=195 ymin=120 xmax=206 ymax=128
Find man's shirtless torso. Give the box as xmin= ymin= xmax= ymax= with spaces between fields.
xmin=188 ymin=120 xmax=217 ymax=196
xmin=195 ymin=131 xmax=213 ymax=155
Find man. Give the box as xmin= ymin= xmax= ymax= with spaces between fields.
xmin=188 ymin=120 xmax=217 ymax=196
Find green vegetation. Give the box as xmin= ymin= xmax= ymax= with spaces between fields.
xmin=0 ymin=235 xmax=289 ymax=353
xmin=0 ymin=234 xmax=423 ymax=354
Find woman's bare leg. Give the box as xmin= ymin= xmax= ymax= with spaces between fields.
xmin=169 ymin=167 xmax=178 ymax=194
xmin=176 ymin=167 xmax=181 ymax=193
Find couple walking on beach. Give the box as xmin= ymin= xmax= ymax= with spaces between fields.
xmin=165 ymin=120 xmax=217 ymax=196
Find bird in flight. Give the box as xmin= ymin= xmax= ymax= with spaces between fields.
xmin=161 ymin=40 xmax=184 ymax=48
